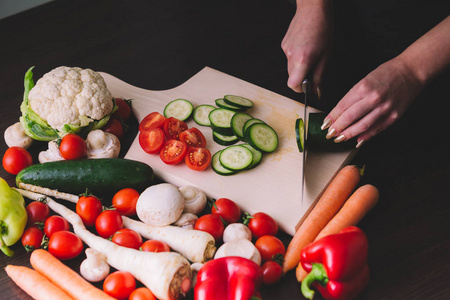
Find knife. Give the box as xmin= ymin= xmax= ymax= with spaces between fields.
xmin=300 ymin=77 xmax=311 ymax=205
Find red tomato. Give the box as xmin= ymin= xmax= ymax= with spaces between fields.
xmin=261 ymin=261 xmax=283 ymax=285
xmin=48 ymin=231 xmax=83 ymax=260
xmin=76 ymin=195 xmax=103 ymax=227
xmin=140 ymin=240 xmax=171 ymax=253
xmin=255 ymin=235 xmax=286 ymax=262
xmin=194 ymin=214 xmax=224 ymax=243
xmin=211 ymin=198 xmax=241 ymax=224
xmin=103 ymin=118 xmax=124 ymax=139
xmin=160 ymin=139 xmax=187 ymax=165
xmin=103 ymin=271 xmax=136 ymax=300
xmin=26 ymin=201 xmax=50 ymax=227
xmin=129 ymin=287 xmax=157 ymax=300
xmin=44 ymin=215 xmax=70 ymax=238
xmin=2 ymin=146 xmax=32 ymax=175
xmin=112 ymin=188 xmax=140 ymax=216
xmin=112 ymin=97 xmax=132 ymax=121
xmin=247 ymin=212 xmax=278 ymax=239
xmin=139 ymin=127 xmax=165 ymax=154
xmin=95 ymin=210 xmax=123 ymax=238
xmin=185 ymin=147 xmax=211 ymax=171
xmin=139 ymin=112 xmax=166 ymax=132
xmin=59 ymin=134 xmax=87 ymax=160
xmin=179 ymin=128 xmax=207 ymax=148
xmin=163 ymin=117 xmax=188 ymax=140
xmin=21 ymin=227 xmax=44 ymax=252
xmin=111 ymin=229 xmax=143 ymax=249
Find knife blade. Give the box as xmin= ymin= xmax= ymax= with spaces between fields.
xmin=300 ymin=77 xmax=311 ymax=205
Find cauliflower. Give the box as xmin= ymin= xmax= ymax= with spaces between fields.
xmin=20 ymin=66 xmax=116 ymax=141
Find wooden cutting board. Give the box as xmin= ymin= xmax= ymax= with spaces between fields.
xmin=100 ymin=67 xmax=357 ymax=236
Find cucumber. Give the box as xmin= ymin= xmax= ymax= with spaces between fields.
xmin=241 ymin=143 xmax=263 ymax=169
xmin=208 ymin=108 xmax=236 ymax=136
xmin=295 ymin=118 xmax=305 ymax=152
xmin=223 ymin=95 xmax=254 ymax=109
xmin=231 ymin=113 xmax=253 ymax=141
xmin=219 ymin=145 xmax=253 ymax=171
xmin=247 ymin=123 xmax=279 ymax=153
xmin=193 ymin=104 xmax=216 ymax=126
xmin=163 ymin=99 xmax=193 ymax=121
xmin=212 ymin=131 xmax=239 ymax=146
xmin=212 ymin=150 xmax=236 ymax=176
xmin=243 ymin=118 xmax=265 ymax=140
xmin=16 ymin=158 xmax=155 ymax=196
xmin=215 ymin=98 xmax=244 ymax=111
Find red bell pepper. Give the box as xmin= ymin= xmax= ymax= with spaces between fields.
xmin=194 ymin=256 xmax=263 ymax=300
xmin=300 ymin=226 xmax=369 ymax=300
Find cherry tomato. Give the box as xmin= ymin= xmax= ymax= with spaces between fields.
xmin=2 ymin=146 xmax=32 ymax=174
xmin=163 ymin=117 xmax=188 ymax=140
xmin=139 ymin=112 xmax=166 ymax=132
xmin=48 ymin=231 xmax=83 ymax=260
xmin=139 ymin=127 xmax=165 ymax=154
xmin=261 ymin=261 xmax=283 ymax=285
xmin=103 ymin=118 xmax=124 ymax=139
xmin=112 ymin=188 xmax=140 ymax=217
xmin=185 ymin=147 xmax=211 ymax=171
xmin=179 ymin=128 xmax=207 ymax=148
xmin=111 ymin=228 xmax=143 ymax=249
xmin=129 ymin=287 xmax=157 ymax=300
xmin=160 ymin=139 xmax=187 ymax=165
xmin=26 ymin=201 xmax=50 ymax=227
xmin=95 ymin=210 xmax=123 ymax=238
xmin=211 ymin=198 xmax=241 ymax=224
xmin=59 ymin=134 xmax=87 ymax=160
xmin=76 ymin=195 xmax=103 ymax=227
xmin=103 ymin=271 xmax=136 ymax=300
xmin=112 ymin=97 xmax=132 ymax=121
xmin=194 ymin=214 xmax=224 ymax=243
xmin=255 ymin=235 xmax=286 ymax=262
xmin=247 ymin=212 xmax=278 ymax=239
xmin=140 ymin=240 xmax=171 ymax=253
xmin=21 ymin=227 xmax=44 ymax=252
xmin=44 ymin=215 xmax=70 ymax=238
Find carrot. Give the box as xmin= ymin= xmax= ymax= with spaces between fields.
xmin=296 ymin=184 xmax=379 ymax=281
xmin=5 ymin=265 xmax=74 ymax=300
xmin=282 ymin=165 xmax=361 ymax=273
xmin=30 ymin=249 xmax=115 ymax=300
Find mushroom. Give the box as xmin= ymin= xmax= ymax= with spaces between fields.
xmin=214 ymin=238 xmax=261 ymax=266
xmin=222 ymin=223 xmax=252 ymax=243
xmin=79 ymin=248 xmax=110 ymax=282
xmin=86 ymin=129 xmax=120 ymax=159
xmin=172 ymin=213 xmax=198 ymax=230
xmin=4 ymin=122 xmax=33 ymax=149
xmin=190 ymin=262 xmax=204 ymax=287
xmin=38 ymin=140 xmax=64 ymax=163
xmin=179 ymin=186 xmax=207 ymax=215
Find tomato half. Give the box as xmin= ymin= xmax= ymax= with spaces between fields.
xmin=140 ymin=240 xmax=171 ymax=253
xmin=44 ymin=215 xmax=70 ymax=238
xmin=160 ymin=139 xmax=187 ymax=165
xmin=255 ymin=235 xmax=286 ymax=262
xmin=111 ymin=228 xmax=143 ymax=249
xmin=76 ymin=195 xmax=103 ymax=227
xmin=211 ymin=198 xmax=241 ymax=224
xmin=194 ymin=214 xmax=224 ymax=243
xmin=95 ymin=210 xmax=124 ymax=238
xmin=179 ymin=128 xmax=207 ymax=148
xmin=103 ymin=271 xmax=136 ymax=300
xmin=163 ymin=117 xmax=188 ymax=140
xmin=59 ymin=134 xmax=87 ymax=160
xmin=247 ymin=212 xmax=278 ymax=239
xmin=48 ymin=230 xmax=83 ymax=260
xmin=26 ymin=201 xmax=50 ymax=227
xmin=139 ymin=112 xmax=166 ymax=132
xmin=185 ymin=147 xmax=211 ymax=171
xmin=2 ymin=146 xmax=33 ymax=175
xmin=139 ymin=128 xmax=165 ymax=154
xmin=21 ymin=227 xmax=44 ymax=252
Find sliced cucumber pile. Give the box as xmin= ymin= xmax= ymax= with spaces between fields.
xmin=213 ymin=131 xmax=239 ymax=146
xmin=212 ymin=150 xmax=236 ymax=176
xmin=223 ymin=95 xmax=254 ymax=110
xmin=219 ymin=145 xmax=253 ymax=171
xmin=231 ymin=113 xmax=253 ymax=141
xmin=208 ymin=108 xmax=236 ymax=136
xmin=246 ymin=123 xmax=278 ymax=153
xmin=215 ymin=98 xmax=243 ymax=111
xmin=193 ymin=104 xmax=216 ymax=126
xmin=163 ymin=99 xmax=194 ymax=121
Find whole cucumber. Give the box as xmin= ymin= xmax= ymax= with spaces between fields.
xmin=16 ymin=158 xmax=155 ymax=196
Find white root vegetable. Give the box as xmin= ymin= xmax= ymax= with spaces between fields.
xmin=223 ymin=223 xmax=252 ymax=243
xmin=4 ymin=122 xmax=33 ymax=149
xmin=86 ymin=130 xmax=120 ymax=159
xmin=214 ymin=239 xmax=261 ymax=266
xmin=16 ymin=189 xmax=192 ymax=300
xmin=79 ymin=248 xmax=110 ymax=282
xmin=179 ymin=186 xmax=207 ymax=215
xmin=38 ymin=140 xmax=64 ymax=163
xmin=172 ymin=213 xmax=198 ymax=230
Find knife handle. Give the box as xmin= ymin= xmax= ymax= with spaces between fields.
xmin=301 ymin=73 xmax=312 ymax=94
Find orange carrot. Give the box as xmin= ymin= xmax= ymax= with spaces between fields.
xmin=282 ymin=165 xmax=361 ymax=274
xmin=5 ymin=265 xmax=74 ymax=300
xmin=30 ymin=249 xmax=115 ymax=300
xmin=296 ymin=184 xmax=379 ymax=281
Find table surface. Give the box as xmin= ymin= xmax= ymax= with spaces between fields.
xmin=1 ymin=1 xmax=449 ymax=299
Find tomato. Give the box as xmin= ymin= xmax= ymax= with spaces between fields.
xmin=211 ymin=198 xmax=242 ymax=224
xmin=48 ymin=230 xmax=83 ymax=260
xmin=255 ymin=235 xmax=286 ymax=262
xmin=163 ymin=117 xmax=188 ymax=140
xmin=129 ymin=287 xmax=157 ymax=300
xmin=261 ymin=261 xmax=283 ymax=285
xmin=76 ymin=195 xmax=103 ymax=227
xmin=139 ymin=127 xmax=165 ymax=154
xmin=44 ymin=215 xmax=70 ymax=238
xmin=103 ymin=271 xmax=136 ymax=300
xmin=103 ymin=118 xmax=124 ymax=139
xmin=26 ymin=201 xmax=50 ymax=227
xmin=140 ymin=240 xmax=171 ymax=253
xmin=194 ymin=214 xmax=224 ymax=242
xmin=112 ymin=97 xmax=132 ymax=121
xmin=112 ymin=188 xmax=140 ymax=217
xmin=59 ymin=134 xmax=87 ymax=160
xmin=21 ymin=227 xmax=44 ymax=252
xmin=111 ymin=228 xmax=143 ymax=249
xmin=95 ymin=210 xmax=123 ymax=238
xmin=160 ymin=139 xmax=187 ymax=165
xmin=2 ymin=146 xmax=33 ymax=175
xmin=185 ymin=147 xmax=211 ymax=171
xmin=139 ymin=112 xmax=166 ymax=132
xmin=247 ymin=212 xmax=278 ymax=239
xmin=179 ymin=128 xmax=207 ymax=148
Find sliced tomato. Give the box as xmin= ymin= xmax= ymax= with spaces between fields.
xmin=139 ymin=112 xmax=166 ymax=132
xmin=179 ymin=128 xmax=207 ymax=148
xmin=163 ymin=117 xmax=188 ymax=140
xmin=185 ymin=147 xmax=211 ymax=171
xmin=139 ymin=127 xmax=165 ymax=154
xmin=160 ymin=139 xmax=187 ymax=165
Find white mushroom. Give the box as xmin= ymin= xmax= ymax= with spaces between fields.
xmin=172 ymin=213 xmax=198 ymax=230
xmin=4 ymin=122 xmax=33 ymax=149
xmin=38 ymin=140 xmax=64 ymax=163
xmin=179 ymin=186 xmax=207 ymax=215
xmin=223 ymin=223 xmax=252 ymax=243
xmin=86 ymin=129 xmax=120 ymax=159
xmin=214 ymin=239 xmax=261 ymax=266
xmin=190 ymin=262 xmax=204 ymax=287
xmin=79 ymin=248 xmax=110 ymax=282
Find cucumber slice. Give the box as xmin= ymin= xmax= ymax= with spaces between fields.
xmin=223 ymin=95 xmax=254 ymax=109
xmin=247 ymin=123 xmax=279 ymax=153
xmin=219 ymin=145 xmax=253 ymax=171
xmin=241 ymin=143 xmax=263 ymax=169
xmin=212 ymin=150 xmax=236 ymax=176
xmin=163 ymin=99 xmax=194 ymax=121
xmin=209 ymin=108 xmax=236 ymax=136
xmin=215 ymin=98 xmax=243 ymax=111
xmin=231 ymin=113 xmax=254 ymax=141
xmin=243 ymin=118 xmax=265 ymax=141
xmin=212 ymin=131 xmax=239 ymax=146
xmin=295 ymin=118 xmax=305 ymax=153
xmin=193 ymin=104 xmax=216 ymax=126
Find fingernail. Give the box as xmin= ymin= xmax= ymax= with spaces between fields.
xmin=321 ymin=119 xmax=331 ymax=130
xmin=334 ymin=134 xmax=346 ymax=143
xmin=326 ymin=128 xmax=336 ymax=139
xmin=356 ymin=139 xmax=365 ymax=149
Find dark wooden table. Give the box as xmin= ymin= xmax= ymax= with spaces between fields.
xmin=1 ymin=1 xmax=449 ymax=299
